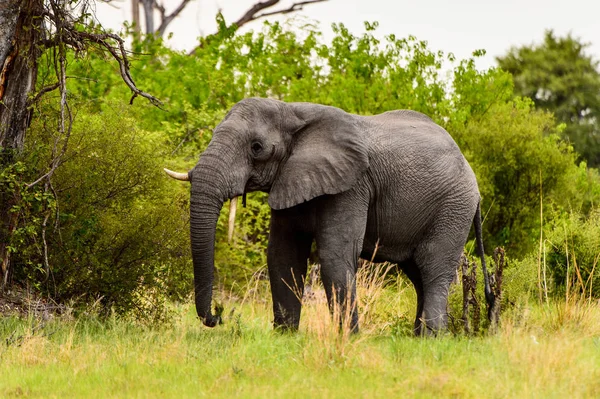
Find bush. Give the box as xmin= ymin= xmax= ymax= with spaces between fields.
xmin=14 ymin=101 xmax=193 ymax=315
xmin=502 ymin=254 xmax=540 ymax=305
xmin=453 ymin=99 xmax=580 ymax=256
xmin=214 ymin=192 xmax=270 ymax=292
xmin=9 ymin=18 xmax=600 ymax=313
xmin=544 ymin=210 xmax=600 ymax=299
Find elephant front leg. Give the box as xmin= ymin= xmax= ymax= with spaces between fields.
xmin=318 ymin=254 xmax=360 ymax=333
xmin=267 ymin=211 xmax=313 ymax=332
xmin=315 ymin=194 xmax=368 ymax=334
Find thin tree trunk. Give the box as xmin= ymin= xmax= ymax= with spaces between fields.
xmin=132 ymin=0 xmax=141 ymax=34
xmin=0 ymin=0 xmax=44 ymax=286
xmin=141 ymin=0 xmax=154 ymax=35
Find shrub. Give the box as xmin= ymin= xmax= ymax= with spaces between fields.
xmin=10 ymin=18 xmax=600 ymax=313
xmin=453 ymin=99 xmax=580 ymax=256
xmin=14 ymin=101 xmax=192 ymax=315
xmin=544 ymin=210 xmax=600 ymax=299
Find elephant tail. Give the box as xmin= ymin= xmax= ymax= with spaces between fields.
xmin=474 ymin=201 xmax=495 ymax=317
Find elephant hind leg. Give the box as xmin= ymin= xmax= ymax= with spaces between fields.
xmin=414 ymin=235 xmax=468 ymax=336
xmin=399 ymin=259 xmax=425 ymax=336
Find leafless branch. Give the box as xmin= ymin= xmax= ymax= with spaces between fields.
xmin=25 ymin=0 xmax=75 ymax=281
xmin=29 ymin=0 xmax=162 ymax=190
xmin=233 ymin=0 xmax=279 ymax=28
xmin=74 ymin=31 xmax=163 ymax=107
xmin=40 ymin=8 xmax=163 ymax=108
xmin=41 ymin=211 xmax=51 ymax=279
xmin=155 ymin=0 xmax=191 ymax=37
xmin=188 ymin=0 xmax=328 ymax=56
xmin=98 ymin=0 xmax=122 ymax=10
xmin=236 ymin=0 xmax=327 ymax=27
xmin=28 ymin=82 xmax=60 ymax=105
xmin=28 ymin=76 xmax=99 ymax=106
xmin=26 ymin=64 xmax=72 ymax=188
xmin=170 ymin=126 xmax=208 ymax=156
xmin=41 ymin=37 xmax=85 ymax=51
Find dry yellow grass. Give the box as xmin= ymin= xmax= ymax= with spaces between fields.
xmin=1 ymin=266 xmax=599 ymax=398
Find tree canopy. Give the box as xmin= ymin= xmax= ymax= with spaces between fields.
xmin=2 ymin=15 xmax=600 ymax=313
xmin=497 ymin=31 xmax=600 ymax=166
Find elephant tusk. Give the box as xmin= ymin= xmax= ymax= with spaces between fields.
xmin=163 ymin=168 xmax=190 ymax=181
xmin=228 ymin=196 xmax=238 ymax=244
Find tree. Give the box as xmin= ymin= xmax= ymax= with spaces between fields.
xmin=4 ymin=14 xmax=600 ymax=310
xmin=0 ymin=0 xmax=159 ymax=288
xmin=0 ymin=0 xmax=327 ymax=294
xmin=497 ymin=31 xmax=600 ymax=166
xmin=127 ymin=0 xmax=328 ymax=40
xmin=0 ymin=0 xmax=45 ymax=283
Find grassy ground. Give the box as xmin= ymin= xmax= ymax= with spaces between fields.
xmin=1 ymin=272 xmax=600 ymax=398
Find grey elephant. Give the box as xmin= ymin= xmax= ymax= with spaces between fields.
xmin=165 ymin=97 xmax=494 ymax=335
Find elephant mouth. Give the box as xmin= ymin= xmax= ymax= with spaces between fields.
xmin=243 ymin=178 xmax=271 ymax=193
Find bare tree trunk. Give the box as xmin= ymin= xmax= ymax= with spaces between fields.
xmin=0 ymin=0 xmax=44 ymax=287
xmin=0 ymin=0 xmax=20 ymax=78
xmin=132 ymin=0 xmax=141 ymax=34
xmin=0 ymin=0 xmax=42 ymax=150
xmin=141 ymin=0 xmax=154 ymax=35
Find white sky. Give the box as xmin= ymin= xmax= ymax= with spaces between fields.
xmin=94 ymin=0 xmax=600 ymax=70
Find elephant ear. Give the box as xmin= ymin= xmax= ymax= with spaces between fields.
xmin=268 ymin=104 xmax=369 ymax=210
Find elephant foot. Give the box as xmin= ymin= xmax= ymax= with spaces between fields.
xmin=273 ymin=312 xmax=301 ymax=333
xmin=414 ymin=314 xmax=448 ymax=337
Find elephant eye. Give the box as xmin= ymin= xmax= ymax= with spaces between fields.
xmin=251 ymin=141 xmax=263 ymax=155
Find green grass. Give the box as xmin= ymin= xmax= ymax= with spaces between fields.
xmin=2 ymin=275 xmax=600 ymax=398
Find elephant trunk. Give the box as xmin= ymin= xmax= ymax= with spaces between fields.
xmin=190 ymin=192 xmax=222 ymax=327
xmin=190 ymin=154 xmax=232 ymax=327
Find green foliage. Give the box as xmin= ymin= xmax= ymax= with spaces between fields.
xmin=454 ymin=98 xmax=579 ymax=255
xmin=497 ymin=209 xmax=600 ymax=304
xmin=12 ymin=100 xmax=192 ymax=315
xmin=0 ymin=160 xmax=55 ymax=286
xmin=449 ymin=56 xmax=514 ymax=125
xmin=214 ymin=192 xmax=270 ymax=289
xmin=502 ymin=254 xmax=540 ymax=305
xmin=544 ymin=210 xmax=600 ymax=299
xmin=10 ymin=18 xmax=600 ymax=313
xmin=497 ymin=31 xmax=600 ymax=166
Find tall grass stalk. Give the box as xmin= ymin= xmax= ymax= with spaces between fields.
xmin=585 ymin=252 xmax=599 ymax=301
xmin=2 ymin=293 xmax=600 ymax=398
xmin=537 ymin=169 xmax=549 ymax=304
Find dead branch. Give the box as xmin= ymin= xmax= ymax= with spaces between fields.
xmin=460 ymin=253 xmax=481 ymax=335
xmin=489 ymin=247 xmax=505 ymax=331
xmin=155 ymin=0 xmax=192 ymax=37
xmin=40 ymin=8 xmax=163 ymax=108
xmin=28 ymin=0 xmax=162 ymax=192
xmin=188 ymin=0 xmax=328 ymax=56
xmin=73 ymin=31 xmax=163 ymax=107
xmin=28 ymin=82 xmax=60 ymax=106
xmin=469 ymin=257 xmax=480 ymax=334
xmin=234 ymin=0 xmax=279 ymax=27
xmin=241 ymin=0 xmax=328 ymax=24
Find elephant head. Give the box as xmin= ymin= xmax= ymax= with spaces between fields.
xmin=165 ymin=98 xmax=369 ymax=327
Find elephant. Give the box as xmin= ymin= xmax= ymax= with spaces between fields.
xmin=165 ymin=97 xmax=494 ymax=335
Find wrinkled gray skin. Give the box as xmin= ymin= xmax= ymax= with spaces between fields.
xmin=184 ymin=97 xmax=493 ymax=335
